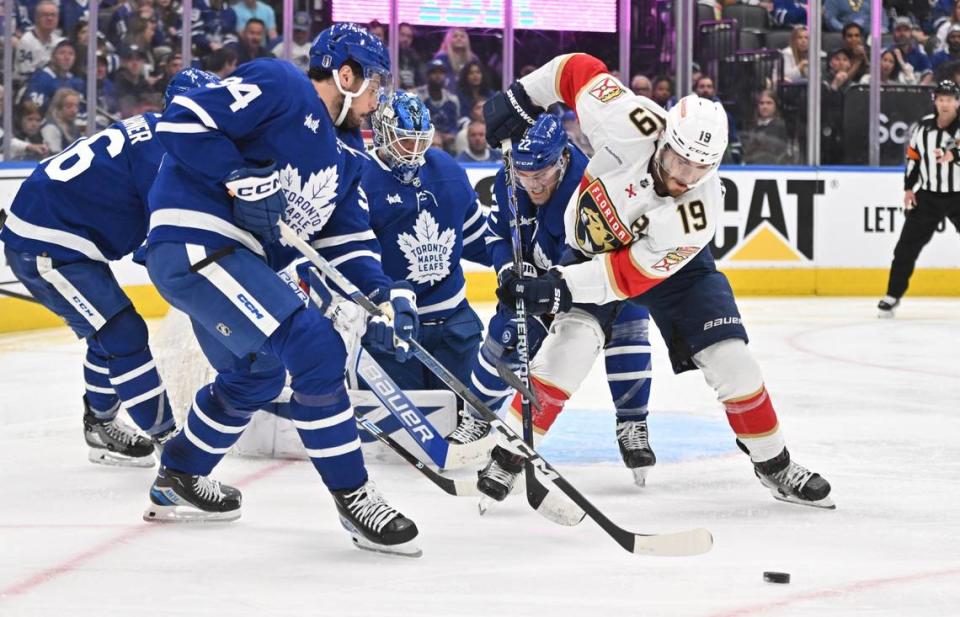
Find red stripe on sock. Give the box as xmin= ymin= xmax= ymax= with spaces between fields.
xmin=509 ymin=376 xmax=569 ymax=433
xmin=724 ymin=387 xmax=779 ymax=436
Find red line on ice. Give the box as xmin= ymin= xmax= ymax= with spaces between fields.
xmin=0 ymin=459 xmax=296 ymax=600
xmin=702 ymin=566 xmax=960 ymax=617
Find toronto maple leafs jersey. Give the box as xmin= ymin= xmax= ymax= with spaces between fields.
xmin=148 ymin=58 xmax=389 ymax=295
xmin=486 ymin=144 xmax=589 ymax=278
xmin=363 ymin=148 xmax=491 ymax=319
xmin=1 ymin=113 xmax=164 ymax=263
xmin=518 ymin=54 xmax=723 ymax=304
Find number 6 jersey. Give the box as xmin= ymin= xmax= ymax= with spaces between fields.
xmin=517 ymin=53 xmax=724 ymax=305
xmin=1 ymin=113 xmax=164 ymax=263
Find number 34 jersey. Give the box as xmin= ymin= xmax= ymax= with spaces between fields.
xmin=1 ymin=113 xmax=164 ymax=263
xmin=518 ymin=53 xmax=724 ymax=305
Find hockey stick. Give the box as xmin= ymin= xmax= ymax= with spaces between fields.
xmin=280 ymin=221 xmax=713 ymax=557
xmin=355 ymin=416 xmax=479 ymax=496
xmin=0 ymin=286 xmax=39 ymax=302
xmin=498 ymin=137 xmax=578 ymax=523
xmin=356 ymin=348 xmax=494 ymax=469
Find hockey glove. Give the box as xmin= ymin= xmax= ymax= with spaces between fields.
xmin=483 ymin=83 xmax=543 ymax=149
xmin=367 ymin=282 xmax=419 ymax=362
xmin=225 ymin=163 xmax=286 ymax=243
xmin=496 ymin=268 xmax=572 ymax=316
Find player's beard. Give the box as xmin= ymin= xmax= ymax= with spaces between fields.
xmin=340 ymin=106 xmax=366 ymax=130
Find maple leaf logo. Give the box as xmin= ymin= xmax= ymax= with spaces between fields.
xmin=533 ymin=242 xmax=553 ymax=271
xmin=396 ymin=210 xmax=455 ymax=285
xmin=278 ymin=163 xmax=339 ymax=239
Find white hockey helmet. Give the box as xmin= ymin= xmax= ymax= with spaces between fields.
xmin=657 ymin=93 xmax=728 ymax=188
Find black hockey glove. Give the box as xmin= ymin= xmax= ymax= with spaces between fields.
xmin=496 ymin=268 xmax=572 ymax=316
xmin=482 ymin=82 xmax=543 ymax=149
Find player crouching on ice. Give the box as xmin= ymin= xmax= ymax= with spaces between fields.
xmin=459 ymin=113 xmax=657 ymax=502
xmin=486 ymin=54 xmax=833 ymax=509
xmin=0 ymin=68 xmax=219 ymax=467
xmin=141 ymin=24 xmax=422 ymax=556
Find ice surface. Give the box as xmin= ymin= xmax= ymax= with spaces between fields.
xmin=2 ymin=298 xmax=959 ymax=616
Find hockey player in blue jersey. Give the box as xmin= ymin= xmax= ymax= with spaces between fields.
xmin=452 ymin=114 xmax=658 ymax=500
xmin=358 ymin=91 xmax=491 ymax=393
xmin=141 ymin=24 xmax=422 ymax=556
xmin=0 ymin=68 xmax=219 ymax=467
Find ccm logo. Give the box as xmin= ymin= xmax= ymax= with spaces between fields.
xmin=360 ymin=364 xmax=435 ymax=443
xmin=236 ymin=293 xmax=265 ymax=319
xmin=235 ymin=177 xmax=279 ymax=198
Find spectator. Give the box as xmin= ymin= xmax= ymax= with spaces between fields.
xmin=418 ymin=58 xmax=461 ymax=152
xmin=771 ymin=0 xmax=807 ymax=27
xmin=154 ymin=0 xmax=182 ymax=44
xmin=861 ymin=47 xmax=917 ymax=84
xmin=24 ymin=39 xmax=83 ymax=113
xmin=821 ymin=49 xmax=853 ymax=164
xmin=232 ymin=17 xmax=271 ymax=65
xmin=15 ymin=0 xmax=63 ymax=81
xmin=630 ymin=74 xmax=653 ymax=97
xmin=434 ymin=27 xmax=479 ymax=90
xmin=825 ymin=48 xmax=856 ymax=91
xmin=781 ymin=25 xmax=810 ymax=82
xmin=396 ymin=22 xmax=424 ymax=89
xmin=88 ymin=53 xmax=119 ymax=117
xmin=824 ymin=0 xmax=873 ymax=34
xmin=114 ymin=44 xmax=153 ymax=115
xmin=270 ymin=11 xmax=311 ymax=71
xmin=453 ymin=97 xmax=485 ymax=154
xmin=561 ymin=109 xmax=593 ymax=156
xmin=891 ymin=16 xmax=933 ymax=83
xmin=367 ymin=19 xmax=386 ymax=41
xmin=231 ymin=0 xmax=276 ymax=41
xmin=12 ymin=101 xmax=50 ymax=160
xmin=107 ymin=0 xmax=137 ymax=47
xmin=519 ymin=64 xmax=537 ymax=78
xmin=59 ymin=0 xmax=89 ymax=35
xmin=933 ymin=24 xmax=960 ymax=76
xmin=40 ymin=87 xmax=82 ymax=153
xmin=123 ymin=15 xmax=163 ymax=75
xmin=153 ymin=51 xmax=183 ymax=97
xmin=0 ymin=86 xmax=30 ymax=161
xmin=204 ymin=45 xmax=239 ymax=78
xmin=838 ymin=23 xmax=869 ymax=83
xmin=934 ymin=0 xmax=960 ymax=52
xmin=694 ymin=75 xmax=743 ymax=163
xmin=192 ymin=0 xmax=238 ymax=55
xmin=651 ymin=75 xmax=673 ymax=108
xmin=456 ymin=120 xmax=502 ymax=163
xmin=742 ymin=90 xmax=794 ymax=164
xmin=456 ymin=60 xmax=493 ymax=121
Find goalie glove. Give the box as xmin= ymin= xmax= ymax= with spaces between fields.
xmin=367 ymin=282 xmax=419 ymax=362
xmin=225 ymin=163 xmax=285 ymax=243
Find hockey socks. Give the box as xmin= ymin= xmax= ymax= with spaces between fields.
xmin=108 ymin=347 xmax=176 ymax=438
xmin=723 ymin=385 xmax=785 ymax=463
xmin=163 ymin=384 xmax=251 ymax=476
xmin=290 ymin=386 xmax=366 ymax=492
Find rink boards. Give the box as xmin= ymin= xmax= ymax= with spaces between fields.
xmin=2 ymin=163 xmax=959 ymax=333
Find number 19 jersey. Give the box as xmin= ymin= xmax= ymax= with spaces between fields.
xmin=1 ymin=113 xmax=164 ymax=263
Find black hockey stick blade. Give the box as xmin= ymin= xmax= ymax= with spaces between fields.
xmin=356 ymin=417 xmax=479 ymax=497
xmin=493 ymin=359 xmax=542 ymax=412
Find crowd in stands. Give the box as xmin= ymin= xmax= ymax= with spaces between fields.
xmin=3 ymin=0 xmax=959 ymax=165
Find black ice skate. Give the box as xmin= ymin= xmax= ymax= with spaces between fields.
xmin=143 ymin=466 xmax=242 ymax=522
xmin=443 ymin=407 xmax=496 ymax=468
xmin=477 ymin=445 xmax=524 ymax=514
xmin=616 ymin=419 xmax=657 ymax=487
xmin=877 ymin=295 xmax=900 ymax=318
xmin=83 ymin=397 xmax=155 ymax=468
xmin=749 ymin=445 xmax=835 ymax=509
xmin=448 ymin=408 xmax=491 ymax=445
xmin=332 ymin=480 xmax=421 ymax=557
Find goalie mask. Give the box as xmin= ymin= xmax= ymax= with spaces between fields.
xmin=655 ymin=94 xmax=728 ymax=191
xmin=372 ymin=91 xmax=435 ymax=185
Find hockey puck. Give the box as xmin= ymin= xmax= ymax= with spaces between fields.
xmin=763 ymin=571 xmax=790 ymax=584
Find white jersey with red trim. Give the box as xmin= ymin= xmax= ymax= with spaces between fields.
xmin=517 ymin=53 xmax=723 ymax=305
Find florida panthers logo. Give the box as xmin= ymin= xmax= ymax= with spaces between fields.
xmin=397 ymin=210 xmax=455 ymax=284
xmin=278 ymin=164 xmax=339 ymax=239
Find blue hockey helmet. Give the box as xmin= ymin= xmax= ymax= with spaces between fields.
xmin=372 ymin=91 xmax=434 ymax=185
xmin=513 ymin=113 xmax=568 ymax=172
xmin=163 ymin=67 xmax=220 ymax=109
xmin=310 ymin=23 xmax=391 ymax=126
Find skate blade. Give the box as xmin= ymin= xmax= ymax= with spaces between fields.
xmin=630 ymin=467 xmax=648 ymax=487
xmin=143 ymin=503 xmax=242 ymax=523
xmin=877 ymin=309 xmax=896 ymax=319
xmin=350 ymin=535 xmax=422 ymax=558
xmin=478 ymin=495 xmax=497 ymax=515
xmin=769 ymin=489 xmax=837 ymax=510
xmin=89 ymin=448 xmax=155 ymax=468
xmin=443 ymin=433 xmax=496 ymax=469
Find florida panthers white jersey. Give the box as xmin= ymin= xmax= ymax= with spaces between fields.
xmin=518 ymin=54 xmax=723 ymax=305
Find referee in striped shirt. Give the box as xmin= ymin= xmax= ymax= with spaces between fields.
xmin=878 ymin=80 xmax=960 ymax=317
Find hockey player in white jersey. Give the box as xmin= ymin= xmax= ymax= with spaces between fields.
xmin=488 ymin=53 xmax=833 ymax=508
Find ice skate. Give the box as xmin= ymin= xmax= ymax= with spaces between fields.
xmin=443 ymin=407 xmax=496 ymax=468
xmin=447 ymin=408 xmax=491 ymax=445
xmin=877 ymin=295 xmax=899 ymax=318
xmin=332 ymin=480 xmax=421 ymax=557
xmin=477 ymin=445 xmax=524 ymax=514
xmin=616 ymin=419 xmax=657 ymax=487
xmin=143 ymin=466 xmax=242 ymax=522
xmin=83 ymin=398 xmax=155 ymax=468
xmin=751 ymin=446 xmax=835 ymax=509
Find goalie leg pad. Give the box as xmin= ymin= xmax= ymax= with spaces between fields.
xmin=693 ymin=339 xmax=784 ymax=462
